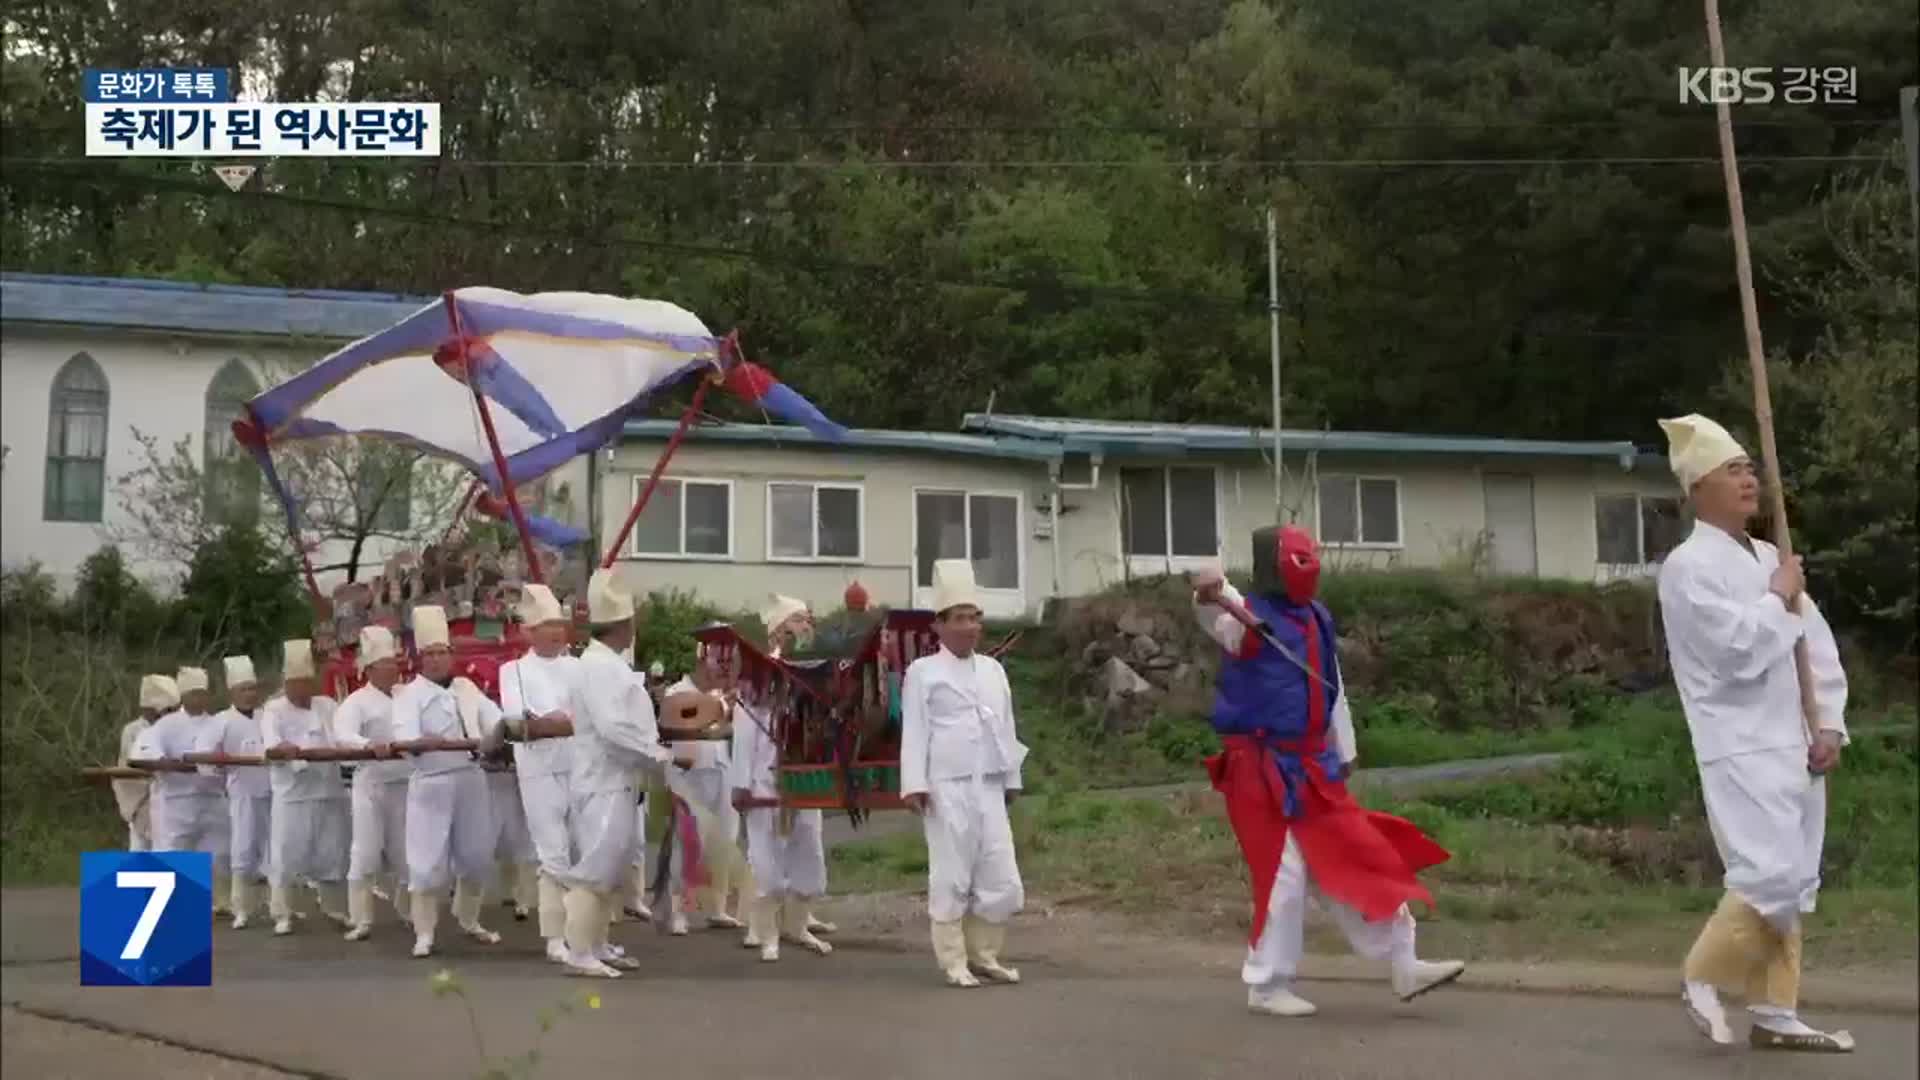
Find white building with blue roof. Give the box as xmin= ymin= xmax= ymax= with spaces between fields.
xmin=4 ymin=272 xmax=1681 ymax=614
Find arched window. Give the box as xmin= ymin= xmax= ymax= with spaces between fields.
xmin=204 ymin=359 xmax=262 ymax=525
xmin=44 ymin=353 xmax=109 ymax=522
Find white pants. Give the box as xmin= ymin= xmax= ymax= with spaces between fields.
xmin=228 ymin=794 xmax=273 ymax=878
xmin=744 ymin=806 xmax=826 ymax=899
xmin=1700 ymin=746 xmax=1826 ymax=931
xmin=349 ymin=775 xmax=409 ymax=883
xmin=1243 ymin=834 xmax=1416 ymax=988
xmin=149 ymin=793 xmax=228 ymax=863
xmin=127 ymin=806 xmax=151 ymax=852
xmin=489 ymin=772 xmax=536 ymax=864
xmin=405 ymin=769 xmax=496 ymax=893
xmin=665 ymin=769 xmax=735 ymax=894
xmin=517 ymin=769 xmax=575 ymax=880
xmin=271 ymin=797 xmax=349 ymax=886
xmin=632 ymin=800 xmax=649 ymax=879
xmin=561 ymin=787 xmax=637 ymax=893
xmin=922 ymin=775 xmax=1023 ymax=923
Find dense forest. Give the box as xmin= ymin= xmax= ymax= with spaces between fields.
xmin=2 ymin=0 xmax=1914 ymax=644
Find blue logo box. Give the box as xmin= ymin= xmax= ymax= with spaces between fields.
xmin=79 ymin=851 xmax=212 ymax=986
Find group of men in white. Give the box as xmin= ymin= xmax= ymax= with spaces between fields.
xmin=117 ymin=558 xmax=1031 ymax=987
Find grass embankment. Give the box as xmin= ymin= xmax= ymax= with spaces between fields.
xmin=837 ymin=572 xmax=1920 ymax=970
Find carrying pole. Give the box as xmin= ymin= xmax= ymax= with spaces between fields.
xmin=1702 ymin=0 xmax=1820 ymax=743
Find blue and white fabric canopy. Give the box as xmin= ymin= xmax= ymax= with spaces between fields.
xmin=237 ymin=286 xmax=844 ymax=554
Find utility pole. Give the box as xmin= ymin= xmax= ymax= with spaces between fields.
xmin=1901 ymin=86 xmax=1918 ymax=252
xmin=1265 ymin=206 xmax=1285 ymax=522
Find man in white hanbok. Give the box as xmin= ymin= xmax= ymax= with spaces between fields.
xmin=393 ymin=605 xmax=505 ymax=958
xmin=260 ymin=639 xmax=351 ymax=935
xmin=660 ymin=659 xmax=748 ymax=934
xmin=527 ymin=570 xmax=678 ymax=978
xmin=900 ymin=560 xmax=1028 ymax=987
xmin=131 ymin=667 xmax=231 ymax=910
xmin=332 ymin=626 xmax=412 ymax=940
xmin=730 ymin=594 xmax=834 ymax=962
xmin=498 ymin=584 xmax=581 ymax=963
xmin=116 ymin=674 xmax=178 ymax=851
xmin=1657 ymin=414 xmax=1855 ymax=1054
xmin=216 ymin=656 xmax=273 ymax=929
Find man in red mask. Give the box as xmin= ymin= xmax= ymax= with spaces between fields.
xmin=1190 ymin=525 xmax=1464 ymax=1017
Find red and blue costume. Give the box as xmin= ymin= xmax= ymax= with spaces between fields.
xmin=1203 ymin=528 xmax=1449 ymax=948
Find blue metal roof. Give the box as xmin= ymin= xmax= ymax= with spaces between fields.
xmin=622 ymin=419 xmax=1063 ymax=461
xmin=0 ymin=272 xmax=431 ymax=340
xmin=961 ymin=413 xmax=1642 ymax=466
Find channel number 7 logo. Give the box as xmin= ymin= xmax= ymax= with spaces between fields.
xmin=79 ymin=851 xmax=214 ymax=986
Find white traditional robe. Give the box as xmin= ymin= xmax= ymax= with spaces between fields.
xmin=661 ymin=675 xmax=740 ymax=898
xmin=562 ymin=640 xmax=671 ymax=892
xmin=900 ymin=646 xmax=1028 ymax=923
xmin=133 ymin=709 xmax=229 ymax=861
xmin=332 ymin=684 xmax=409 ymax=885
xmin=1658 ymin=522 xmax=1848 ymax=930
xmin=729 ymin=697 xmax=828 ymax=900
xmin=499 ymin=653 xmax=580 ymax=880
xmin=216 ymin=706 xmax=273 ymax=878
xmin=392 ymin=675 xmax=499 ymax=892
xmin=114 ymin=717 xmax=154 ymax=851
xmin=261 ymin=695 xmax=349 ymax=887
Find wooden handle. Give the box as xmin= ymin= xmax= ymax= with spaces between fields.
xmin=81 ymin=766 xmax=151 ymax=781
xmin=181 ymin=752 xmax=265 ymax=767
xmin=391 ymin=738 xmax=480 ymax=753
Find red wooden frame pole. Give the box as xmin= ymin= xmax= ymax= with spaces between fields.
xmin=600 ymin=375 xmax=713 ymax=569
xmin=443 ymin=292 xmax=544 ymax=585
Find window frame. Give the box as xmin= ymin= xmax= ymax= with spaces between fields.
xmin=1315 ymin=473 xmax=1405 ymax=550
xmin=43 ymin=352 xmax=111 ymax=524
xmin=909 ymin=486 xmax=1026 ymax=594
xmin=765 ymin=479 xmax=866 ymax=564
xmin=202 ymin=358 xmax=263 ymax=527
xmin=1594 ymin=491 xmax=1687 ymax=567
xmin=1116 ymin=464 xmax=1223 ymax=564
xmin=625 ymin=474 xmax=736 ymax=561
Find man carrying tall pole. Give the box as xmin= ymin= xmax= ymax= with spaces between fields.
xmin=1662 ymin=0 xmax=1859 ymax=1053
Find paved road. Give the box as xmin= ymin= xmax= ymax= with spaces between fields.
xmin=5 ymin=888 xmax=1913 ymax=1080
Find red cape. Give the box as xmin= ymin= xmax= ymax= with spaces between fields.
xmin=1208 ymin=742 xmax=1448 ymax=945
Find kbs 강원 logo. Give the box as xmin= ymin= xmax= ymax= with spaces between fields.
xmin=79 ymin=851 xmax=212 ymax=986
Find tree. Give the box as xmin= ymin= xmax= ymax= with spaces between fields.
xmin=1721 ymin=166 xmax=1917 ymax=654
xmin=109 ymin=428 xmax=468 ymax=584
xmin=173 ymin=525 xmax=310 ymax=663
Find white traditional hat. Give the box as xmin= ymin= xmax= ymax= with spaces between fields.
xmin=412 ymin=605 xmax=451 ymax=649
xmin=139 ymin=674 xmax=180 ymax=711
xmin=176 ymin=666 xmax=210 ymax=694
xmin=357 ymin=625 xmax=399 ymax=672
xmin=223 ymin=655 xmax=257 ymax=687
xmin=282 ymin=639 xmax=316 ymax=680
xmin=931 ymin=559 xmax=981 ymax=615
xmin=760 ymin=593 xmax=809 ymax=636
xmin=649 ymin=660 xmax=665 ymax=678
xmin=587 ymin=569 xmax=635 ymax=625
xmin=518 ymin=583 xmax=568 ymax=627
xmin=1659 ymin=413 xmax=1749 ymax=491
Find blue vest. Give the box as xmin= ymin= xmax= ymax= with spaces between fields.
xmin=1209 ymin=593 xmax=1341 ymax=739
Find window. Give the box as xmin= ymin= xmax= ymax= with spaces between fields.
xmin=203 ymin=359 xmax=261 ymax=526
xmin=915 ymin=490 xmax=1021 ymax=591
xmin=768 ymin=481 xmax=863 ymax=562
xmin=44 ymin=353 xmax=109 ymax=522
xmin=629 ymin=476 xmax=732 ymax=558
xmin=1119 ymin=466 xmax=1218 ymax=558
xmin=354 ymin=451 xmax=414 ymax=532
xmin=1317 ymin=475 xmax=1402 ymax=546
xmin=1596 ymin=494 xmax=1687 ymax=565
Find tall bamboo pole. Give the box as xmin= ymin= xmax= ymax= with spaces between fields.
xmin=1702 ymin=0 xmax=1820 ymax=742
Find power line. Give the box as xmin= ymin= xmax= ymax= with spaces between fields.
xmin=0 ymin=153 xmax=1886 ymax=170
